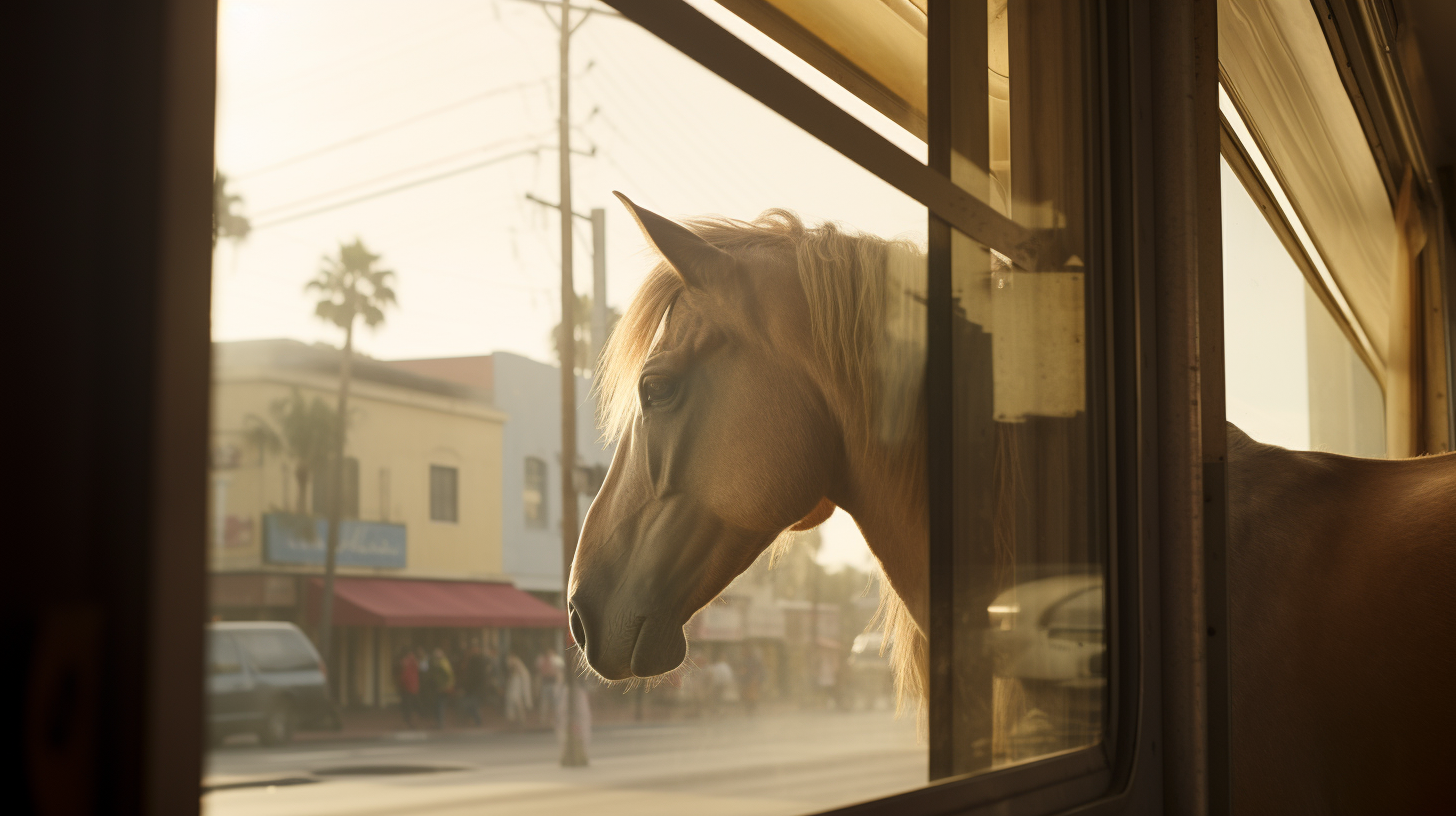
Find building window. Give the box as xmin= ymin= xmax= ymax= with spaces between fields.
xmin=523 ymin=457 xmax=548 ymax=528
xmin=429 ymin=465 xmax=458 ymax=523
xmin=312 ymin=456 xmax=359 ymax=519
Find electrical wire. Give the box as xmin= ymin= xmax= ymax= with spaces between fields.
xmin=235 ymin=78 xmax=560 ymax=180
xmin=251 ymin=148 xmax=544 ymax=231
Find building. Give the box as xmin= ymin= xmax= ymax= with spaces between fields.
xmin=388 ymin=351 xmax=615 ymax=600
xmin=208 ymin=339 xmax=565 ymax=710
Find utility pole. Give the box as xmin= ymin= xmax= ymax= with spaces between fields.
xmin=524 ymin=193 xmax=609 ymax=374
xmin=552 ymin=0 xmax=591 ymax=769
xmin=509 ymin=0 xmax=617 ymax=767
xmin=590 ymin=207 xmax=607 ymax=367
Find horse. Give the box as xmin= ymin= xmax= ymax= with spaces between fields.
xmin=569 ymin=194 xmax=1456 ymax=813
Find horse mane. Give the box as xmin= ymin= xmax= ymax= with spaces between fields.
xmin=593 ymin=208 xmax=928 ymax=713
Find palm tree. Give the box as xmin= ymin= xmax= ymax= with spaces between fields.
xmin=308 ymin=238 xmax=397 ymax=661
xmin=244 ymin=388 xmax=341 ymax=513
xmin=213 ymin=171 xmax=251 ymax=248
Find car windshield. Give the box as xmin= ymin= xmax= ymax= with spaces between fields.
xmin=234 ymin=630 xmax=319 ymax=672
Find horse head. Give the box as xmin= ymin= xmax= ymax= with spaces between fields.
xmin=568 ymin=195 xmax=845 ymax=681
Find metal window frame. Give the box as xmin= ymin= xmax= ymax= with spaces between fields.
xmin=599 ymin=1 xmax=1224 ymax=814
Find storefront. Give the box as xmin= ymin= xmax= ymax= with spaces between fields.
xmin=303 ymin=577 xmax=566 ymax=709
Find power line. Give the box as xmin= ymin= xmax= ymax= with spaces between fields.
xmin=251 ymin=132 xmax=549 ymax=218
xmin=250 ymin=147 xmax=544 ymax=231
xmin=235 ymin=77 xmax=560 ymax=180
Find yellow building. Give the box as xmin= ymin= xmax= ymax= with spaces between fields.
xmin=208 ymin=339 xmax=563 ymax=713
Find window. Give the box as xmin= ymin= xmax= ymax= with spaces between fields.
xmin=312 ymin=455 xmax=359 ymax=519
xmin=201 ymin=1 xmax=1132 ymax=814
xmin=935 ymin=0 xmax=1104 ymax=779
xmin=209 ymin=633 xmax=242 ymax=676
xmin=524 ymin=457 xmax=547 ymax=528
xmin=429 ymin=465 xmax=458 ymax=523
xmin=234 ymin=629 xmax=321 ymax=673
xmin=1220 ymin=153 xmax=1385 ymax=455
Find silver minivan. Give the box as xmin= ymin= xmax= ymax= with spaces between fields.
xmin=207 ymin=621 xmax=338 ymax=746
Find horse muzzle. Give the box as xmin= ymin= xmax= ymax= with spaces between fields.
xmin=568 ymin=592 xmax=688 ymax=680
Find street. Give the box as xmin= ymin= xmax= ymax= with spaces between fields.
xmin=204 ymin=708 xmax=926 ymax=816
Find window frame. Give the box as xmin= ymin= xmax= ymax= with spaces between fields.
xmin=600 ymin=0 xmax=1220 ymax=813
xmin=524 ymin=456 xmax=549 ymax=529
xmin=122 ymin=0 xmax=1231 ymax=811
xmin=429 ymin=464 xmax=460 ymax=524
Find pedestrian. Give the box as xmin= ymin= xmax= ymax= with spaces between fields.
xmin=429 ymin=647 xmax=454 ymax=728
xmin=708 ymin=649 xmax=738 ymax=717
xmin=556 ymin=651 xmax=592 ymax=750
xmin=534 ymin=647 xmax=563 ymax=727
xmin=483 ymin=644 xmax=504 ymax=712
xmin=396 ymin=646 xmax=420 ymax=727
xmin=503 ymin=652 xmax=533 ymax=725
xmin=416 ymin=646 xmax=438 ymax=728
xmin=458 ymin=642 xmax=487 ymax=727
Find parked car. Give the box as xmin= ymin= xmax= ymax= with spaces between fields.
xmin=985 ymin=574 xmax=1104 ymax=685
xmin=207 ymin=621 xmax=338 ymax=746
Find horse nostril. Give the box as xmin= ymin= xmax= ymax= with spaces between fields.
xmin=569 ymin=604 xmax=587 ymax=651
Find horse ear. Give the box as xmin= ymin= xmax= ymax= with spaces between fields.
xmin=789 ymin=497 xmax=836 ymax=532
xmin=614 ymin=191 xmax=732 ymax=290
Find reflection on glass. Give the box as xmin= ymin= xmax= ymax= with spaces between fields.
xmin=205 ymin=1 xmax=927 ymax=814
xmin=941 ymin=0 xmax=1102 ymax=777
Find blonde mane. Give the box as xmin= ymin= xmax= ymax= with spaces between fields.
xmin=593 ymin=208 xmax=928 ymax=712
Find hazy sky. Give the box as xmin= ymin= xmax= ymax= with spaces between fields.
xmin=212 ymin=0 xmax=930 ymax=571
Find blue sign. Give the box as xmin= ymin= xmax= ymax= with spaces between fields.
xmin=263 ymin=513 xmax=407 ymax=568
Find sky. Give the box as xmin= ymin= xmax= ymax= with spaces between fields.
xmin=212 ymin=0 xmax=929 ymax=571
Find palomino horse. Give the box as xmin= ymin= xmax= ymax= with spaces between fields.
xmin=570 ymin=195 xmax=1456 ymax=813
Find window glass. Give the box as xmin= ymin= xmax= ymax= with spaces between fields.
xmin=524 ymin=457 xmax=548 ymax=528
xmin=206 ymin=1 xmax=928 ymax=813
xmin=236 ymin=629 xmax=322 ymax=673
xmin=940 ymin=0 xmax=1103 ymax=778
xmin=1221 ymin=156 xmax=1386 ymax=456
xmin=430 ymin=465 xmax=459 ymax=523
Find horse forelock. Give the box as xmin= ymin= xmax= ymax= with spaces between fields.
xmin=595 ymin=209 xmax=926 ymax=444
xmin=593 ymin=207 xmax=929 ymax=710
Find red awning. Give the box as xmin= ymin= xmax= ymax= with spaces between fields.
xmin=306 ymin=577 xmax=566 ymax=629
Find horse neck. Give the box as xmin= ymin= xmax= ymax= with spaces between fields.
xmin=832 ymin=402 xmax=929 ymax=631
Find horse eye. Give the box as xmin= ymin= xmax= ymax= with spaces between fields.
xmin=640 ymin=376 xmax=678 ymax=408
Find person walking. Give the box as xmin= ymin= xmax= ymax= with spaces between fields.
xmin=503 ymin=652 xmax=533 ymax=726
xmin=429 ymin=647 xmax=454 ymax=728
xmin=396 ymin=647 xmax=420 ymax=727
xmin=416 ymin=646 xmax=437 ymax=728
xmin=534 ymin=647 xmax=562 ymax=727
xmin=458 ymin=642 xmax=487 ymax=727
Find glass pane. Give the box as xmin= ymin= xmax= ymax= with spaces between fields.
xmin=206 ymin=1 xmax=927 ymax=813
xmin=1221 ymin=156 xmax=1386 ymax=456
xmin=939 ymin=0 xmax=1102 ymax=777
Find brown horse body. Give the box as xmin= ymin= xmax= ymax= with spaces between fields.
xmin=571 ymin=198 xmax=1456 ymax=812
xmin=1226 ymin=426 xmax=1456 ymax=814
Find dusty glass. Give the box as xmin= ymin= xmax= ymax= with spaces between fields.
xmin=204 ymin=1 xmax=929 ymax=814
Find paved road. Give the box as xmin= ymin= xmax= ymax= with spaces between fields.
xmin=204 ymin=709 xmax=926 ymax=816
